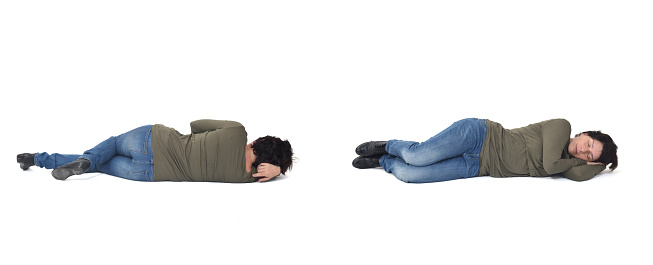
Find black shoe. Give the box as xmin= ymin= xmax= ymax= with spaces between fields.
xmin=352 ymin=155 xmax=382 ymax=169
xmin=51 ymin=158 xmax=91 ymax=180
xmin=355 ymin=141 xmax=388 ymax=157
xmin=17 ymin=153 xmax=36 ymax=170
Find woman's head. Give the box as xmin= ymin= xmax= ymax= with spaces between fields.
xmin=569 ymin=131 xmax=618 ymax=170
xmin=250 ymin=136 xmax=294 ymax=174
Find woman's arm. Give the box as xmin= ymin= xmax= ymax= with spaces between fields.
xmin=562 ymin=164 xmax=606 ymax=181
xmin=190 ymin=119 xmax=243 ymax=134
xmin=542 ymin=119 xmax=586 ymax=174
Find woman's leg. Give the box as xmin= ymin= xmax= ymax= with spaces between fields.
xmin=88 ymin=125 xmax=154 ymax=181
xmin=77 ymin=125 xmax=151 ymax=168
xmin=380 ymin=153 xmax=481 ymax=183
xmin=79 ymin=134 xmax=127 ymax=172
xmin=384 ymin=118 xmax=487 ymax=167
xmin=34 ymin=153 xmax=88 ymax=170
xmin=35 ymin=125 xmax=153 ymax=181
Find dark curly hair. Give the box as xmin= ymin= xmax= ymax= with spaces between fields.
xmin=251 ymin=136 xmax=294 ymax=174
xmin=576 ymin=131 xmax=618 ymax=171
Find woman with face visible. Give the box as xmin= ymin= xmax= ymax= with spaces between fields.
xmin=353 ymin=119 xmax=618 ymax=183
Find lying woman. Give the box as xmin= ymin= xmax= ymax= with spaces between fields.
xmin=18 ymin=119 xmax=294 ymax=183
xmin=353 ymin=118 xmax=617 ymax=183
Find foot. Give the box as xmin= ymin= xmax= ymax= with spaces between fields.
xmin=51 ymin=158 xmax=91 ymax=180
xmin=352 ymin=155 xmax=382 ymax=169
xmin=355 ymin=141 xmax=388 ymax=157
xmin=17 ymin=153 xmax=36 ymax=170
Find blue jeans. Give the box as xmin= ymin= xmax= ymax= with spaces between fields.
xmin=35 ymin=125 xmax=154 ymax=181
xmin=380 ymin=118 xmax=487 ymax=183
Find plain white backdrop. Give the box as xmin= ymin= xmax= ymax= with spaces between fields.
xmin=2 ymin=1 xmax=651 ymax=264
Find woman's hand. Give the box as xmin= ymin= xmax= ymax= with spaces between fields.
xmin=253 ymin=163 xmax=281 ymax=182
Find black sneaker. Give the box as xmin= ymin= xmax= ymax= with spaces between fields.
xmin=352 ymin=155 xmax=383 ymax=169
xmin=355 ymin=141 xmax=388 ymax=157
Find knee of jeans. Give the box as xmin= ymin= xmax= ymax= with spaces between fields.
xmin=392 ymin=168 xmax=413 ymax=183
xmin=402 ymin=153 xmax=431 ymax=167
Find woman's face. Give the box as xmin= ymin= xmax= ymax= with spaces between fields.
xmin=569 ymin=133 xmax=604 ymax=162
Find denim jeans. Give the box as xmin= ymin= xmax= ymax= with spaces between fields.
xmin=380 ymin=118 xmax=487 ymax=183
xmin=35 ymin=125 xmax=154 ymax=181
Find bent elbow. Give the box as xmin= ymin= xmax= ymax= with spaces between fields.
xmin=563 ymin=171 xmax=594 ymax=182
xmin=568 ymin=176 xmax=592 ymax=182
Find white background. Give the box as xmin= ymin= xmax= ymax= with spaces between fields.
xmin=1 ymin=1 xmax=651 ymax=264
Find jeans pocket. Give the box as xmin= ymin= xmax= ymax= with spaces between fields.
xmin=463 ymin=153 xmax=481 ymax=178
xmin=128 ymin=127 xmax=152 ymax=154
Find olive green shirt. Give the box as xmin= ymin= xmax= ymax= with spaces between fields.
xmin=151 ymin=120 xmax=257 ymax=183
xmin=479 ymin=119 xmax=606 ymax=181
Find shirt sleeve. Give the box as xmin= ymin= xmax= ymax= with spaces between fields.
xmin=190 ymin=120 xmax=244 ymax=134
xmin=542 ymin=119 xmax=586 ymax=175
xmin=562 ymin=164 xmax=606 ymax=181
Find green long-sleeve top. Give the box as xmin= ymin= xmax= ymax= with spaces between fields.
xmin=151 ymin=120 xmax=257 ymax=183
xmin=479 ymin=119 xmax=606 ymax=181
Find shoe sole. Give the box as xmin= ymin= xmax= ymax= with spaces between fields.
xmin=51 ymin=167 xmax=85 ymax=181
